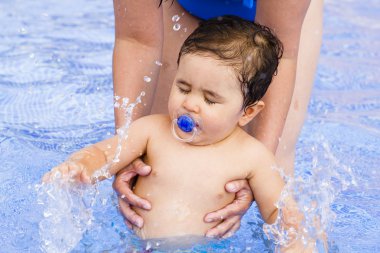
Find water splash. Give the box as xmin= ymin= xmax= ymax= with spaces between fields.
xmin=173 ymin=23 xmax=181 ymax=31
xmin=263 ymin=137 xmax=357 ymax=252
xmin=171 ymin=14 xmax=180 ymax=22
xmin=143 ymin=75 xmax=151 ymax=83
xmin=37 ymin=92 xmax=145 ymax=253
xmin=172 ymin=14 xmax=181 ymax=32
xmin=92 ymin=91 xmax=145 ymax=180
xmin=36 ymin=177 xmax=96 ymax=253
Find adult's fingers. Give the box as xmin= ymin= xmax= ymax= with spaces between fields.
xmin=124 ymin=219 xmax=133 ymax=230
xmin=205 ymin=215 xmax=241 ymax=238
xmin=222 ymin=219 xmax=241 ymax=239
xmin=226 ymin=179 xmax=253 ymax=198
xmin=118 ymin=197 xmax=144 ymax=228
xmin=112 ymin=158 xmax=152 ymax=209
xmin=204 ymin=199 xmax=248 ymax=223
xmin=130 ymin=158 xmax=151 ymax=177
xmin=112 ymin=158 xmax=151 ymax=189
xmin=226 ymin=179 xmax=254 ymax=207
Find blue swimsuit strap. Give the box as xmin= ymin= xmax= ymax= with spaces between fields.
xmin=177 ymin=0 xmax=256 ymax=21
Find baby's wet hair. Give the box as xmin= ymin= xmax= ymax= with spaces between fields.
xmin=178 ymin=15 xmax=283 ymax=110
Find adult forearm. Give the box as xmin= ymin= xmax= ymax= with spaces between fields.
xmin=249 ymin=57 xmax=297 ymax=153
xmin=113 ymin=39 xmax=162 ymax=129
xmin=252 ymin=0 xmax=310 ymax=153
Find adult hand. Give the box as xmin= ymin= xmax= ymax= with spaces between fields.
xmin=204 ymin=179 xmax=254 ymax=238
xmin=112 ymin=158 xmax=152 ymax=229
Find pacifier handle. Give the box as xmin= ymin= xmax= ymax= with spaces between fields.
xmin=171 ymin=115 xmax=198 ymax=143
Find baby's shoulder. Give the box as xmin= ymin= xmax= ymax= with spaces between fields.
xmin=238 ymin=133 xmax=276 ymax=168
xmin=129 ymin=114 xmax=171 ymax=138
xmin=132 ymin=114 xmax=170 ymax=128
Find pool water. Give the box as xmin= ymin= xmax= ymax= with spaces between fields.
xmin=0 ymin=0 xmax=379 ymax=252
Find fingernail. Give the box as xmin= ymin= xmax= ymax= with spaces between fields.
xmin=143 ymin=203 xmax=151 ymax=209
xmin=206 ymin=232 xmax=216 ymax=238
xmin=226 ymin=184 xmax=236 ymax=192
xmin=223 ymin=232 xmax=233 ymax=239
xmin=205 ymin=218 xmax=213 ymax=222
xmin=136 ymin=219 xmax=143 ymax=228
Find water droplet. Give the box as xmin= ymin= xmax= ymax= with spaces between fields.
xmin=173 ymin=23 xmax=181 ymax=31
xmin=122 ymin=97 xmax=129 ymax=107
xmin=19 ymin=27 xmax=27 ymax=34
xmin=141 ymin=91 xmax=146 ymax=96
xmin=172 ymin=14 xmax=180 ymax=22
xmin=143 ymin=76 xmax=151 ymax=83
xmin=43 ymin=210 xmax=53 ymax=218
xmin=155 ymin=60 xmax=162 ymax=66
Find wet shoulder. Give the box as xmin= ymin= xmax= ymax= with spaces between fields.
xmin=131 ymin=114 xmax=171 ymax=135
xmin=237 ymin=130 xmax=276 ymax=171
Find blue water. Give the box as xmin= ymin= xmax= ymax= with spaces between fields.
xmin=0 ymin=0 xmax=379 ymax=252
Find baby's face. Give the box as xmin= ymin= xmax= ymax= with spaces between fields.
xmin=168 ymin=54 xmax=245 ymax=145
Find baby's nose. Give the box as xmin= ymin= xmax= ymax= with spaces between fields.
xmin=183 ymin=96 xmax=200 ymax=113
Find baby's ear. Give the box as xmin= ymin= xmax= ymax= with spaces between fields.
xmin=238 ymin=101 xmax=265 ymax=127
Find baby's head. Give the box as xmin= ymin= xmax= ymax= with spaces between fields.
xmin=169 ymin=15 xmax=283 ymax=145
xmin=178 ymin=15 xmax=283 ymax=111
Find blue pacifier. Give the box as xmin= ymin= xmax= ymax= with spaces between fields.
xmin=177 ymin=114 xmax=195 ymax=133
xmin=171 ymin=114 xmax=199 ymax=142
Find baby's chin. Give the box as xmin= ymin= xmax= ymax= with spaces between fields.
xmin=184 ymin=136 xmax=221 ymax=146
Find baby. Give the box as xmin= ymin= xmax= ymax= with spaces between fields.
xmin=44 ymin=15 xmax=284 ymax=242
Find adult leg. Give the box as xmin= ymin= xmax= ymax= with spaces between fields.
xmin=150 ymin=1 xmax=200 ymax=114
xmin=275 ymin=0 xmax=324 ymax=175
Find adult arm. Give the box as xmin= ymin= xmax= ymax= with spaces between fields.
xmin=112 ymin=0 xmax=164 ymax=228
xmin=251 ymin=0 xmax=311 ymax=152
xmin=202 ymin=0 xmax=313 ymax=237
xmin=113 ymin=0 xmax=164 ymax=129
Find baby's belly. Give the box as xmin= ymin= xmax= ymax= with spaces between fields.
xmin=132 ymin=177 xmax=234 ymax=239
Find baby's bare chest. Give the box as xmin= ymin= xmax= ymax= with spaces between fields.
xmin=143 ymin=141 xmax=249 ymax=193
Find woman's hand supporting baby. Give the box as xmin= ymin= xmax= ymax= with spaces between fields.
xmin=113 ymin=158 xmax=254 ymax=238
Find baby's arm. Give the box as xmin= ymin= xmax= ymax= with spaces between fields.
xmin=43 ymin=116 xmax=152 ymax=183
xmin=248 ymin=149 xmax=315 ymax=252
xmin=247 ymin=150 xmax=284 ymax=224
